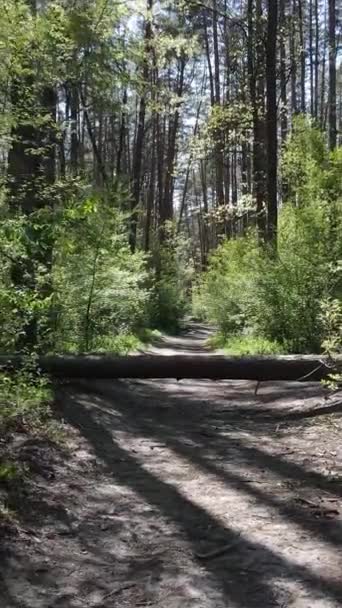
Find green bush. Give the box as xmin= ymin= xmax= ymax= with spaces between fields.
xmin=209 ymin=333 xmax=285 ymax=355
xmin=0 ymin=364 xmax=54 ymax=436
xmin=149 ymin=229 xmax=193 ymax=332
xmin=196 ymin=122 xmax=341 ymax=353
xmin=193 ymin=235 xmax=260 ymax=337
xmin=50 ymin=193 xmax=152 ymax=352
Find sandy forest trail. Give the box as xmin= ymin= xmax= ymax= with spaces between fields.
xmin=1 ymin=325 xmax=342 ymax=608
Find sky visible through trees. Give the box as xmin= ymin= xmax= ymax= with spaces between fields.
xmin=0 ymin=0 xmax=340 ymax=355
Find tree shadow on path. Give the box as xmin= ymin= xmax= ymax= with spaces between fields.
xmin=55 ymin=379 xmax=342 ymax=608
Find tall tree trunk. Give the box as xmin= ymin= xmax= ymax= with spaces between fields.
xmin=130 ymin=0 xmax=153 ymax=252
xmin=70 ymin=83 xmax=79 ymax=175
xmin=248 ymin=0 xmax=266 ymax=240
xmin=279 ymin=0 xmax=288 ymax=142
xmin=309 ymin=0 xmax=314 ymax=115
xmin=8 ymin=78 xmax=40 ymax=347
xmin=212 ymin=0 xmax=221 ymax=105
xmin=203 ymin=10 xmax=215 ymax=106
xmin=156 ymin=109 xmax=165 ymax=232
xmin=298 ymin=0 xmax=306 ymax=112
xmin=117 ymin=88 xmax=127 ymax=175
xmin=161 ymin=55 xmax=186 ymax=233
xmin=7 ymin=0 xmax=56 ymax=350
xmin=320 ymin=4 xmax=327 ymax=127
xmin=144 ymin=126 xmax=155 ymax=252
xmin=314 ymin=0 xmax=319 ymax=119
xmin=290 ymin=0 xmax=298 ymax=114
xmin=212 ymin=0 xmax=225 ymax=211
xmin=266 ymin=0 xmax=278 ymax=246
xmin=177 ymin=96 xmax=203 ymax=231
xmin=328 ymin=0 xmax=336 ymax=150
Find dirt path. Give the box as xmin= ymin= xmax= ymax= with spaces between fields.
xmin=1 ymin=325 xmax=342 ymax=608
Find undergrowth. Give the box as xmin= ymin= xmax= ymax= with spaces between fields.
xmin=208 ymin=334 xmax=285 ymax=355
xmin=194 ymin=121 xmax=342 ymax=354
xmin=0 ymin=367 xmax=61 ymax=442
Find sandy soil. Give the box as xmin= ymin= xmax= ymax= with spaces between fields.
xmin=1 ymin=324 xmax=342 ymax=608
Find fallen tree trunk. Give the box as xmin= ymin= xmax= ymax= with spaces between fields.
xmin=0 ymin=354 xmax=340 ymax=381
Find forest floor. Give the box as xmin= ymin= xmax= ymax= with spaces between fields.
xmin=1 ymin=324 xmax=342 ymax=608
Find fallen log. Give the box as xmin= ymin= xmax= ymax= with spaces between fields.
xmin=0 ymin=354 xmax=340 ymax=381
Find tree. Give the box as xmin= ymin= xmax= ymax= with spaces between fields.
xmin=328 ymin=0 xmax=336 ymax=150
xmin=7 ymin=0 xmax=57 ymax=349
xmin=266 ymin=0 xmax=278 ymax=246
xmin=130 ymin=0 xmax=153 ymax=252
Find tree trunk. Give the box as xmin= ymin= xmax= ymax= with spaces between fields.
xmin=279 ymin=0 xmax=288 ymax=142
xmin=161 ymin=55 xmax=186 ymax=234
xmin=70 ymin=83 xmax=79 ymax=175
xmin=144 ymin=113 xmax=156 ymax=252
xmin=212 ymin=0 xmax=225 ymax=210
xmin=290 ymin=0 xmax=298 ymax=114
xmin=320 ymin=4 xmax=327 ymax=127
xmin=130 ymin=0 xmax=153 ymax=252
xmin=248 ymin=0 xmax=266 ymax=240
xmin=309 ymin=0 xmax=314 ymax=115
xmin=117 ymin=88 xmax=127 ymax=175
xmin=1 ymin=354 xmax=339 ymax=382
xmin=266 ymin=0 xmax=278 ymax=247
xmin=328 ymin=0 xmax=336 ymax=150
xmin=7 ymin=75 xmax=40 ymax=349
xmin=7 ymin=0 xmax=56 ymax=350
xmin=314 ymin=0 xmax=319 ymax=119
xmin=203 ymin=9 xmax=215 ymax=106
xmin=298 ymin=0 xmax=306 ymax=113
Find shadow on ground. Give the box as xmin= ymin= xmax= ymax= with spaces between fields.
xmin=47 ymin=376 xmax=342 ymax=608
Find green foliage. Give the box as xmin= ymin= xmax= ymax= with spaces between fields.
xmin=320 ymin=298 xmax=342 ymax=389
xmin=0 ymin=364 xmax=54 ymax=437
xmin=51 ymin=192 xmax=152 ymax=352
xmin=193 ymin=235 xmax=260 ymax=336
xmin=90 ymin=333 xmax=141 ymax=355
xmin=282 ymin=116 xmax=329 ymax=204
xmin=0 ymin=186 xmax=153 ymax=354
xmin=208 ymin=334 xmax=285 ymax=356
xmin=150 ymin=227 xmax=192 ymax=331
xmin=207 ymin=103 xmax=252 ymax=148
xmin=0 ymin=461 xmax=21 ymax=482
xmin=320 ymin=298 xmax=342 ymax=356
xmin=197 ymin=123 xmax=342 ymax=353
xmin=0 ymin=0 xmax=194 ymax=357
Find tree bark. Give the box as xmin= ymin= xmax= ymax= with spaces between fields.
xmin=117 ymin=88 xmax=127 ymax=175
xmin=160 ymin=55 xmax=186 ymax=234
xmin=328 ymin=0 xmax=336 ymax=150
xmin=279 ymin=0 xmax=288 ymax=143
xmin=69 ymin=83 xmax=79 ymax=175
xmin=320 ymin=4 xmax=327 ymax=127
xmin=266 ymin=0 xmax=278 ymax=247
xmin=212 ymin=0 xmax=225 ymax=210
xmin=309 ymin=0 xmax=314 ymax=115
xmin=290 ymin=0 xmax=298 ymax=114
xmin=248 ymin=0 xmax=266 ymax=240
xmin=7 ymin=0 xmax=56 ymax=350
xmin=298 ymin=0 xmax=306 ymax=113
xmin=0 ymin=354 xmax=339 ymax=382
xmin=314 ymin=0 xmax=319 ymax=119
xmin=130 ymin=0 xmax=153 ymax=252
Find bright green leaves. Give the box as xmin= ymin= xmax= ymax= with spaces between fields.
xmin=195 ymin=123 xmax=342 ymax=353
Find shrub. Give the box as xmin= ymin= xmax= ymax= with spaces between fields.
xmin=51 ymin=193 xmax=152 ymax=352
xmin=196 ymin=122 xmax=341 ymax=353
xmin=149 ymin=229 xmax=193 ymax=332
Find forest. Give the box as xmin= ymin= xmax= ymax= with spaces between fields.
xmin=0 ymin=2 xmax=342 ymax=605
xmin=0 ymin=0 xmax=340 ymax=391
